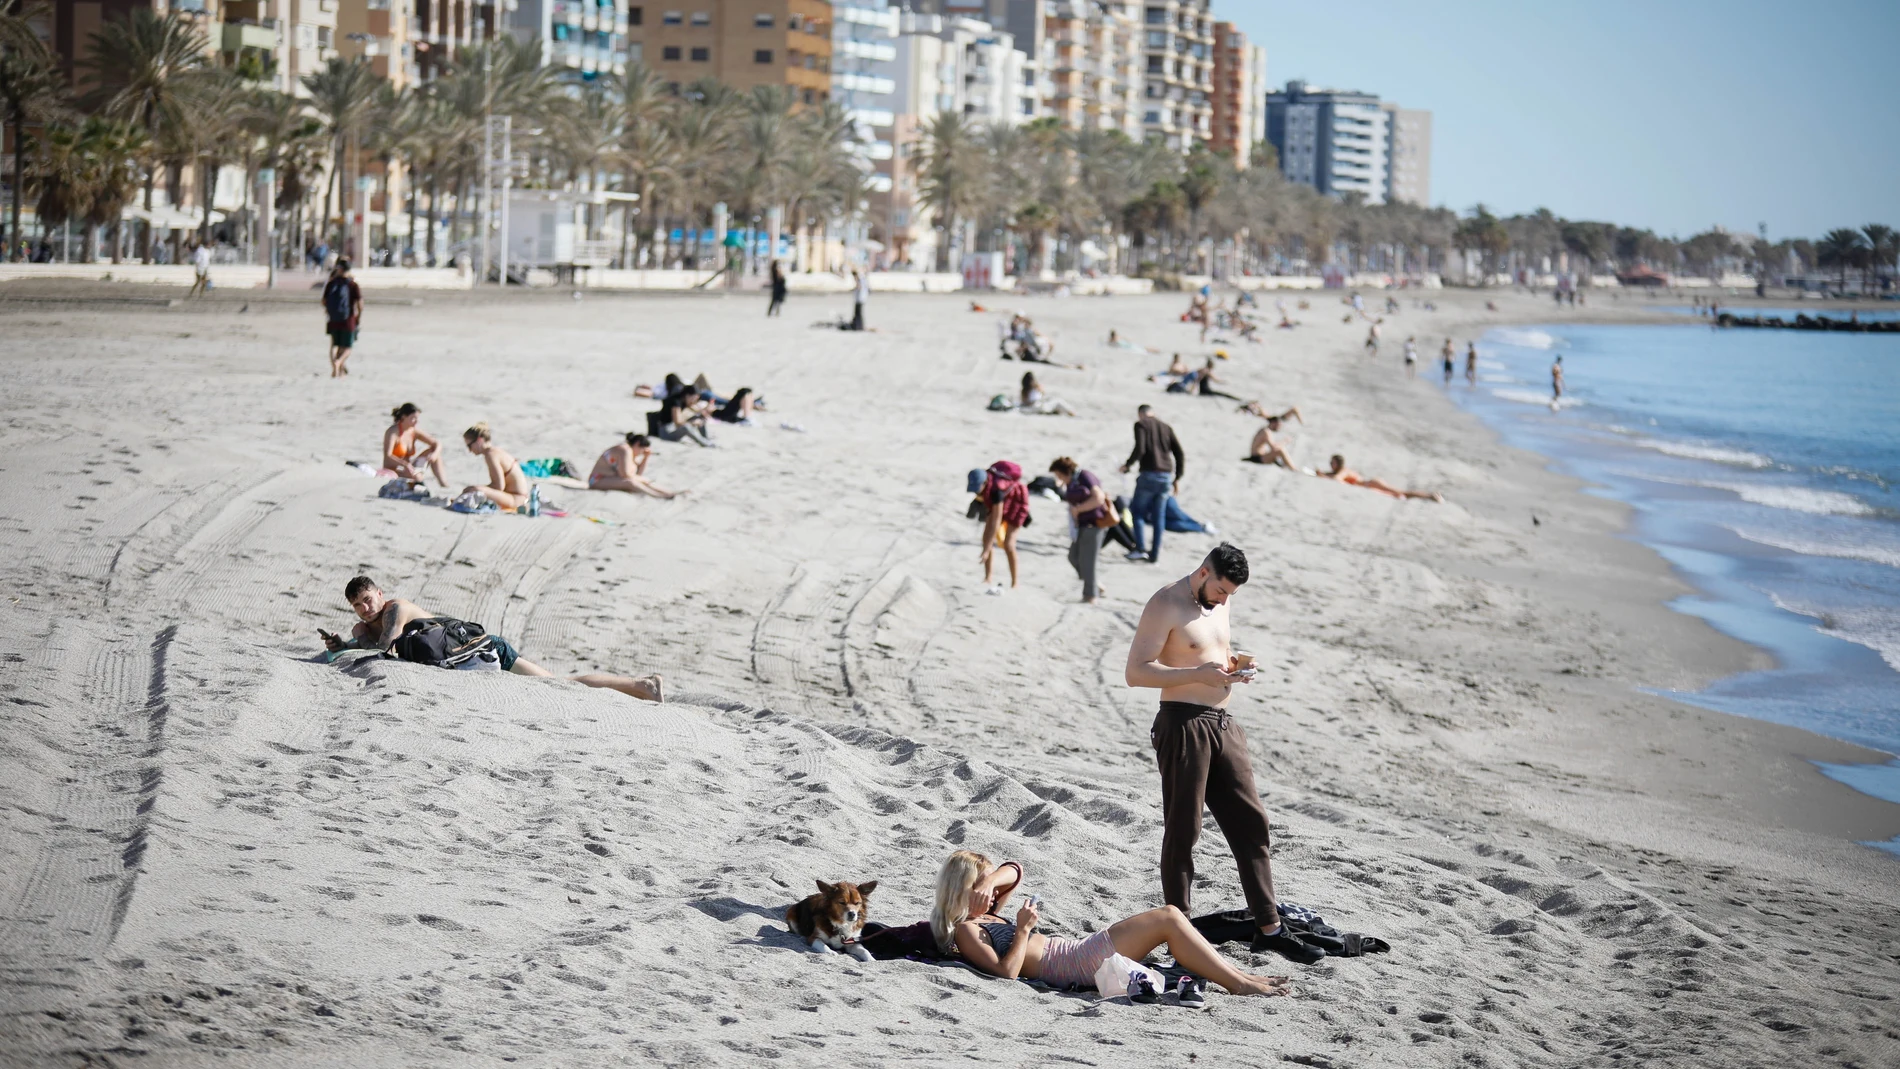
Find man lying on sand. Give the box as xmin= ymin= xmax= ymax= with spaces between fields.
xmin=1315 ymin=455 xmax=1443 ymax=502
xmin=321 ymin=576 xmax=663 ymax=701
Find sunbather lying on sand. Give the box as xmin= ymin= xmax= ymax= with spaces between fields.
xmin=1314 ymin=454 xmax=1443 ymax=501
xmin=321 ymin=576 xmax=662 ymax=701
xmin=383 ymin=403 xmax=448 ymax=487
xmin=931 ymin=850 xmax=1290 ymax=997
xmin=588 ymin=433 xmax=686 ymax=499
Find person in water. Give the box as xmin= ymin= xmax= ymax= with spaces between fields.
xmin=382 ymin=403 xmax=448 ymax=486
xmin=322 ymin=575 xmax=662 ymax=701
xmin=460 ymin=423 xmax=531 ymax=509
xmin=1315 ymin=454 xmax=1443 ymax=501
xmin=930 ymin=850 xmax=1290 ymax=996
xmin=588 ymin=433 xmax=685 ymax=499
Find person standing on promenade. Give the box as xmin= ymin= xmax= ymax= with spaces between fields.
xmin=323 ymin=259 xmax=363 ymax=378
xmin=1119 ymin=404 xmax=1184 ymax=563
xmin=849 ymin=268 xmax=869 ymax=331
xmin=1050 ymin=457 xmax=1111 ymax=603
xmin=767 ymin=260 xmax=788 ymax=317
xmin=1125 ymin=544 xmax=1325 ymax=965
xmin=1465 ymin=342 xmax=1478 ymax=386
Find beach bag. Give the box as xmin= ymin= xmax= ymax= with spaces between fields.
xmin=323 ymin=278 xmax=353 ymax=322
xmin=987 ymin=394 xmax=1015 ymax=411
xmin=1092 ymin=953 xmax=1165 ymax=999
xmin=378 ymin=478 xmax=431 ymax=501
xmin=391 ymin=617 xmax=490 ymax=669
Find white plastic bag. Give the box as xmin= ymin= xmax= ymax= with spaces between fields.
xmin=1093 ymin=952 xmax=1165 ymax=999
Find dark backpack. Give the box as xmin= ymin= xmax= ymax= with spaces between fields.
xmin=391 ymin=616 xmax=489 ymax=668
xmin=324 ymin=278 xmax=354 ymax=322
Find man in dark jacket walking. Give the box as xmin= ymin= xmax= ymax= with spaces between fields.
xmin=1119 ymin=404 xmax=1185 ymax=562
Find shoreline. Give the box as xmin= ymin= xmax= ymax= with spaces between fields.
xmin=1 ymin=286 xmax=1895 ymax=1066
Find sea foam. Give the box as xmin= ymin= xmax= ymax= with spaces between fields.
xmin=1491 ymin=328 xmax=1562 ymax=350
xmin=1628 ymin=438 xmax=1774 ymax=469
xmin=1491 ymin=388 xmax=1583 ymax=409
xmin=1767 ymin=595 xmax=1900 ymax=674
xmin=1730 ymin=527 xmax=1900 ymax=570
xmin=1703 ymin=481 xmax=1875 ymax=516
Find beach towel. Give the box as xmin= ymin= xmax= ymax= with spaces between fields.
xmin=1190 ymin=905 xmax=1390 ymax=958
xmin=518 ymin=458 xmax=578 ymax=480
xmin=378 ymin=478 xmax=432 ymax=501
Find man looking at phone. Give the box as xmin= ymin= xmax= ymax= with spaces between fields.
xmin=1125 ymin=544 xmax=1323 ymax=964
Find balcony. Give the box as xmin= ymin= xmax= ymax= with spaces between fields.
xmin=221 ymin=20 xmax=276 ymax=51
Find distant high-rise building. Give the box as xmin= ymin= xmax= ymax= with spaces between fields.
xmin=1208 ymin=21 xmax=1262 ymax=165
xmin=1381 ymin=102 xmax=1431 ymax=206
xmin=1040 ymin=0 xmax=1141 ymax=138
xmin=1265 ymin=79 xmax=1405 ymax=204
xmin=512 ymin=0 xmax=630 ymax=79
xmin=1139 ymin=0 xmax=1212 ymax=151
xmin=622 ymin=0 xmax=833 ymax=103
xmin=832 ymin=0 xmax=899 ymax=193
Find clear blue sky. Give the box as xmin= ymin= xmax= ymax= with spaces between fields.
xmin=1227 ymin=0 xmax=1900 ymax=240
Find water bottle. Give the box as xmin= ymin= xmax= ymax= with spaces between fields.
xmin=528 ymin=484 xmax=540 ymax=518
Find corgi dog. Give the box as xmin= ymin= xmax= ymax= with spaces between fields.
xmin=785 ymin=879 xmax=878 ymax=963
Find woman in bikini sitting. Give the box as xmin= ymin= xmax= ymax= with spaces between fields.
xmin=587 ymin=433 xmax=685 ymax=499
xmin=460 ymin=423 xmax=531 ymax=509
xmin=931 ymin=850 xmax=1290 ymax=998
xmin=1315 ymin=454 xmax=1443 ymax=502
xmin=383 ymin=403 xmax=448 ymax=486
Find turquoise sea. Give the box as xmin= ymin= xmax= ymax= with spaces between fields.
xmin=1451 ymin=318 xmax=1900 ymax=837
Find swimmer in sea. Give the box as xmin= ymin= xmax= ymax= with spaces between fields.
xmin=1551 ymin=355 xmax=1565 ymax=400
xmin=1314 ymin=454 xmax=1442 ymax=502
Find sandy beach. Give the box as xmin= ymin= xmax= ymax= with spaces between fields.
xmin=1 ymin=284 xmax=1896 ymax=1068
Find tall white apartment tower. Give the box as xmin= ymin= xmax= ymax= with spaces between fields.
xmin=833 ymin=0 xmax=901 ymax=194
xmin=1139 ymin=0 xmax=1213 ymax=151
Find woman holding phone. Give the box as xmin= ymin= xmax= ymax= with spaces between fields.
xmin=1049 ymin=457 xmax=1111 ymax=603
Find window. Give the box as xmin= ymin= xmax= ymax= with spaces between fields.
xmin=788 ymin=47 xmax=800 ymax=64
xmin=1145 ymin=30 xmax=1166 ymax=47
xmin=628 ymin=5 xmax=641 ymax=23
xmin=1143 ymin=110 xmax=1159 ymax=123
xmin=1146 ymin=54 xmax=1161 ymax=73
xmin=689 ymin=10 xmax=709 ymax=24
xmin=753 ymin=12 xmax=772 ymax=26
xmin=690 ymin=46 xmax=709 ymax=60
xmin=1144 ymin=6 xmax=1163 ymax=23
xmin=316 ymin=25 xmax=332 ymax=47
xmin=754 ymin=48 xmax=772 ymax=63
xmin=662 ymin=10 xmax=681 ymax=23
xmin=787 ymin=13 xmax=800 ymax=30
xmin=662 ymin=44 xmax=680 ymax=59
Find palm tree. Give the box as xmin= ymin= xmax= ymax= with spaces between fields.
xmin=176 ymin=69 xmax=251 ymax=243
xmin=241 ymin=86 xmax=321 ymax=266
xmin=302 ymin=56 xmax=380 ymax=259
xmin=914 ymin=112 xmax=984 ymax=271
xmin=0 ymin=41 xmax=62 ymax=258
xmin=80 ymin=7 xmax=204 ymax=262
xmin=1860 ymin=224 xmax=1895 ymax=294
xmin=1817 ymin=228 xmax=1868 ymax=293
xmin=663 ymin=97 xmax=735 ymax=270
xmin=31 ymin=120 xmax=92 ymax=259
xmin=85 ymin=117 xmax=145 ymax=263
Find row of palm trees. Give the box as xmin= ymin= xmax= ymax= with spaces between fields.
xmin=2 ymin=6 xmax=869 ymax=269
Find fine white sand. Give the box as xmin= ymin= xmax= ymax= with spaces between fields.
xmin=1 ymin=285 xmax=1896 ymax=1068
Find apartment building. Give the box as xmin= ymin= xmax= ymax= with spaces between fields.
xmin=1041 ymin=0 xmax=1140 ymax=137
xmin=47 ymin=0 xmax=335 ymax=96
xmin=1381 ymin=102 xmax=1431 ymax=206
xmin=622 ymin=0 xmax=832 ymax=102
xmin=832 ymin=0 xmax=898 ymax=192
xmin=512 ymin=0 xmax=630 ymax=78
xmin=1265 ymin=80 xmax=1390 ymax=202
xmin=1139 ymin=0 xmax=1212 ymax=150
xmin=1207 ymin=20 xmax=1261 ymax=165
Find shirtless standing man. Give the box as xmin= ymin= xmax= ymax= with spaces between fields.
xmin=1125 ymin=545 xmax=1325 ymax=965
xmin=322 ymin=576 xmax=663 ymax=702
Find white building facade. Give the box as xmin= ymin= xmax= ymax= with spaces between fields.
xmin=833 ymin=0 xmax=901 ymax=194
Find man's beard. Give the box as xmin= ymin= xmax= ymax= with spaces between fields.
xmin=1194 ymin=580 xmax=1216 ymax=611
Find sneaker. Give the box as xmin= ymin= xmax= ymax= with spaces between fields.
xmin=1124 ymin=550 xmax=1150 ymax=562
xmin=1203 ymin=523 xmax=1219 ymax=536
xmin=1127 ymin=969 xmax=1161 ymax=1004
xmin=1174 ymin=975 xmax=1207 ymax=1009
xmin=1250 ymin=926 xmax=1326 ymax=965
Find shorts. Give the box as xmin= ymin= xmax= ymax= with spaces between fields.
xmin=1035 ymin=929 xmax=1116 ymax=989
xmin=329 ymin=327 xmax=357 ymax=349
xmin=486 ymin=635 xmax=519 ymax=671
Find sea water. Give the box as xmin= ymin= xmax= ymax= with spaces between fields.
xmin=1449 ymin=320 xmax=1900 ymax=824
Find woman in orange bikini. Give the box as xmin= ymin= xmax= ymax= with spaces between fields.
xmin=460 ymin=423 xmax=531 ymax=510
xmin=382 ymin=402 xmax=448 ymax=486
xmin=1316 ymin=454 xmax=1443 ymax=502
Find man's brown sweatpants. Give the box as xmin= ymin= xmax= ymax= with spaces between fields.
xmin=1151 ymin=701 xmax=1279 ymax=922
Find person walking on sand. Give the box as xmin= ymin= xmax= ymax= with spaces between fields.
xmin=188 ymin=240 xmax=212 ymax=298
xmin=977 ymin=460 xmax=1030 ymax=593
xmin=1465 ymin=342 xmax=1478 ymax=386
xmin=1551 ymin=355 xmax=1565 ymax=400
xmin=383 ymin=403 xmax=448 ymax=486
xmin=1050 ymin=457 xmax=1111 ymax=603
xmin=1125 ymin=544 xmax=1325 ymax=965
xmin=588 ymin=432 xmax=686 ymax=499
xmin=849 ymin=268 xmax=868 ymax=331
xmin=767 ymin=259 xmax=788 ymax=317
xmin=1119 ymin=404 xmax=1184 ymax=564
xmin=1364 ymin=320 xmax=1380 ymax=357
xmin=1403 ymin=336 xmax=1417 ymax=378
xmin=321 ymin=576 xmax=662 ymax=701
xmin=323 ymin=259 xmax=363 ymax=378
xmin=1442 ymin=341 xmax=1456 ymax=385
